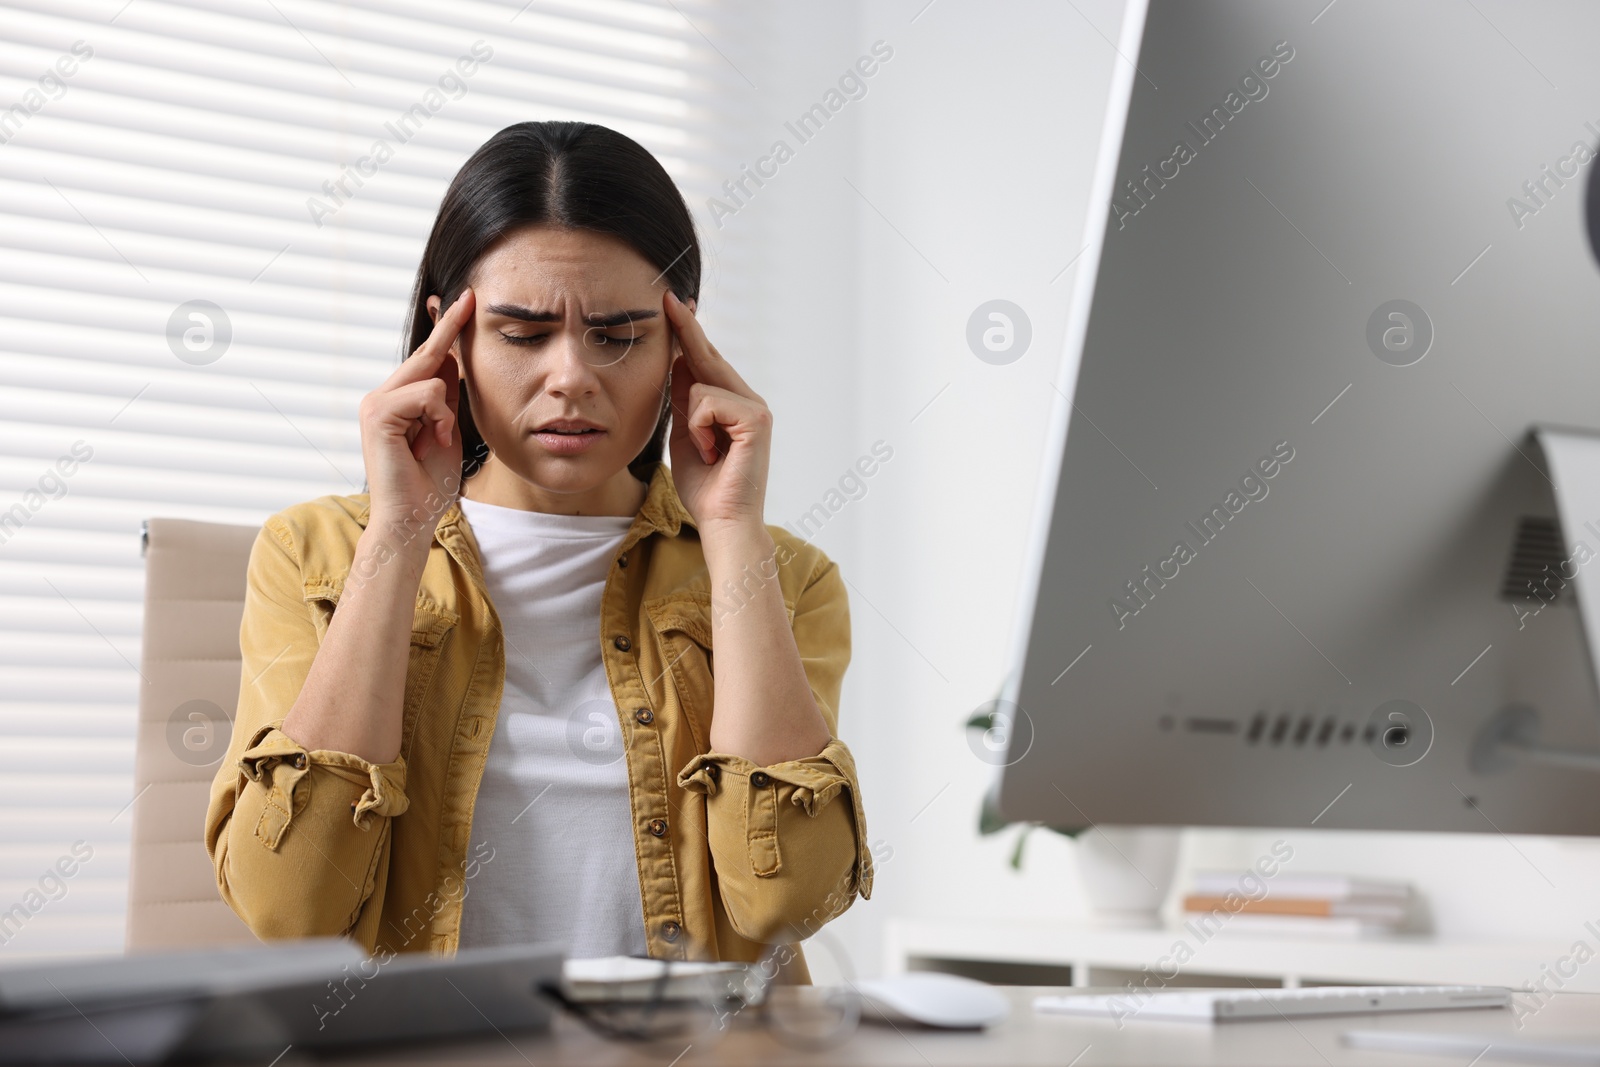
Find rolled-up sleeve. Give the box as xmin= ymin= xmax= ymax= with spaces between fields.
xmin=203 ymin=517 xmax=410 ymax=941
xmin=676 ymin=555 xmax=872 ymax=945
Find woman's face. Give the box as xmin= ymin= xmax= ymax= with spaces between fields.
xmin=431 ymin=224 xmax=676 ymax=504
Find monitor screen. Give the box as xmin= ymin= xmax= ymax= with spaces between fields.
xmin=997 ymin=0 xmax=1600 ymax=835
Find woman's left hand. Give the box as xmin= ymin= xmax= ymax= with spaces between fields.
xmin=664 ymin=290 xmax=771 ymax=534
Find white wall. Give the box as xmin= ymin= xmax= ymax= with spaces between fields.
xmin=829 ymin=0 xmax=1131 ymax=977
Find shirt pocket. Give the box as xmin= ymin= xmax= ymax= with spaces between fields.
xmin=643 ymin=590 xmax=716 ymax=749
xmin=303 ymin=578 xmax=460 ymax=751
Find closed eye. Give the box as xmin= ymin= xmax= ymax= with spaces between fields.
xmin=498 ymin=331 xmax=643 ymax=348
xmin=498 ymin=330 xmax=547 ymax=346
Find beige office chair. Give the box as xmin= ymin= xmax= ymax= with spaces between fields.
xmin=127 ymin=516 xmax=263 ymax=950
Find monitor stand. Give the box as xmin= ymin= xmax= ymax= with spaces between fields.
xmin=1472 ymin=426 xmax=1600 ymax=775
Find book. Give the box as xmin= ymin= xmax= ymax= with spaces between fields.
xmin=1182 ymin=895 xmax=1407 ymax=922
xmin=1189 ymin=872 xmax=1410 ymax=902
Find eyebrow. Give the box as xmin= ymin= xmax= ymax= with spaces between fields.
xmin=484 ymin=303 xmax=660 ymax=329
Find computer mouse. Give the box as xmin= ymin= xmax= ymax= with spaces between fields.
xmin=855 ymin=972 xmax=1011 ymax=1029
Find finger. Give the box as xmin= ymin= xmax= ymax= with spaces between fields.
xmin=663 ymin=290 xmax=756 ymax=398
xmin=371 ymin=378 xmax=456 ymax=456
xmin=388 ymin=287 xmax=475 ymax=391
xmin=686 ymin=385 xmax=766 ymax=464
xmin=693 ymin=388 xmax=766 ymax=434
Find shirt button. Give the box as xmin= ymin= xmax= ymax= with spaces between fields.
xmin=617 ymin=554 xmax=629 ymax=568
xmin=661 ymin=920 xmax=681 ymax=942
xmin=613 ymin=635 xmax=632 ymax=652
xmin=292 ymin=754 xmax=308 ymax=770
xmin=703 ymin=762 xmax=720 ymax=781
xmin=648 ymin=818 xmax=668 ymax=837
xmin=750 ymin=771 xmax=771 ymax=788
xmin=634 ymin=707 xmax=654 ymax=725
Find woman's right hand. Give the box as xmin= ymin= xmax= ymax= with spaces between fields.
xmin=360 ymin=287 xmax=475 ymax=539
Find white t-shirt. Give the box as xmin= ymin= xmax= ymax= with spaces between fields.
xmin=453 ymin=495 xmax=648 ymax=959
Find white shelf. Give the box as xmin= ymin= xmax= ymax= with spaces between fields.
xmin=886 ymin=916 xmax=1580 ymax=990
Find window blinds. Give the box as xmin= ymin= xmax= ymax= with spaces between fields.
xmin=0 ymin=0 xmax=752 ymax=958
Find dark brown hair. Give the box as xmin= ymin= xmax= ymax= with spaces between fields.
xmin=403 ymin=120 xmax=701 ymax=486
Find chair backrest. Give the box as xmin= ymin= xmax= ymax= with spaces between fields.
xmin=128 ymin=516 xmax=263 ymax=950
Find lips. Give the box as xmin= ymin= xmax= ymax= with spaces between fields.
xmin=531 ymin=416 xmax=607 ymax=456
xmin=533 ymin=418 xmax=604 ymax=434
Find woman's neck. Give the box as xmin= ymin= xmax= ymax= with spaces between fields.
xmin=461 ymin=457 xmax=648 ymax=517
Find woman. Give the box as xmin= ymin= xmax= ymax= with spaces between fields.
xmin=204 ymin=121 xmax=872 ymax=982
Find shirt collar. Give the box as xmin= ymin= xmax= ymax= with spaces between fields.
xmin=634 ymin=460 xmax=696 ymax=540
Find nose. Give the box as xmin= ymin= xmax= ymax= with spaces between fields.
xmin=542 ymin=327 xmax=601 ymax=398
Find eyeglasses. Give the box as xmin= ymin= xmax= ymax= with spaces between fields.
xmin=533 ymin=934 xmax=863 ymax=1051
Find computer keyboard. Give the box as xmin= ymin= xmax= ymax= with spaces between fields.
xmin=1033 ymin=984 xmax=1512 ymax=1023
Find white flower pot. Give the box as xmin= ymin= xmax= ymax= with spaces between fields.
xmin=1075 ymin=826 xmax=1183 ymax=928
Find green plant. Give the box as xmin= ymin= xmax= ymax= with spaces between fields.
xmin=966 ymin=703 xmax=1085 ymax=870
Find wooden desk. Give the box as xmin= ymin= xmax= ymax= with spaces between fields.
xmin=322 ymin=986 xmax=1595 ymax=1066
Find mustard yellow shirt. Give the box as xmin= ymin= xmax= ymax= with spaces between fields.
xmin=204 ymin=462 xmax=872 ymax=981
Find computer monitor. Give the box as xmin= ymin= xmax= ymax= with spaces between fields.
xmin=995 ymin=0 xmax=1600 ymax=835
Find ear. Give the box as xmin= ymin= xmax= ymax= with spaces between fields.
xmin=423 ymin=294 xmax=470 ymax=378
